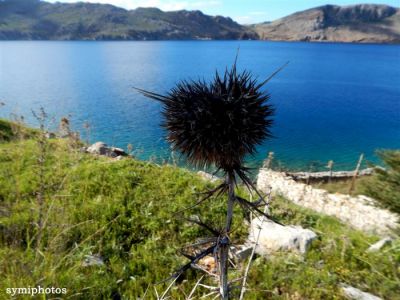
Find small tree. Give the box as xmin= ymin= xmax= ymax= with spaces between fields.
xmin=136 ymin=59 xmax=286 ymax=299
xmin=363 ymin=150 xmax=400 ymax=214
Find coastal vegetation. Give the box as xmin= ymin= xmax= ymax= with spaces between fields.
xmin=0 ymin=118 xmax=399 ymax=299
xmin=311 ymin=150 xmax=400 ymax=215
xmin=363 ymin=151 xmax=400 ymax=214
xmin=0 ymin=118 xmax=38 ymax=141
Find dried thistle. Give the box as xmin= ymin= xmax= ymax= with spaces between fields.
xmin=135 ymin=59 xmax=286 ymax=299
xmin=135 ymin=62 xmax=275 ymax=179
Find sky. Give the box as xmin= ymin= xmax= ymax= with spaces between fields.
xmin=46 ymin=0 xmax=400 ymax=24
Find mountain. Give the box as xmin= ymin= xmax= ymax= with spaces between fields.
xmin=0 ymin=0 xmax=256 ymax=40
xmin=0 ymin=1 xmax=399 ymax=43
xmin=253 ymin=4 xmax=400 ymax=43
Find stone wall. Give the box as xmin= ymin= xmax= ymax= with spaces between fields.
xmin=257 ymin=169 xmax=398 ymax=235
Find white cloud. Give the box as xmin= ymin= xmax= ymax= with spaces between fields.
xmin=50 ymin=0 xmax=221 ymax=11
xmin=234 ymin=15 xmax=252 ymax=24
xmin=234 ymin=11 xmax=267 ymax=24
xmin=248 ymin=11 xmax=266 ymax=16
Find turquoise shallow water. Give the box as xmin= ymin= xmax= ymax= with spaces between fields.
xmin=0 ymin=41 xmax=399 ymax=170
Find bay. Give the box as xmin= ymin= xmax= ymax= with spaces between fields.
xmin=1 ymin=41 xmax=399 ymax=170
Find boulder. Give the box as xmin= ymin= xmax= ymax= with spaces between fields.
xmin=112 ymin=147 xmax=126 ymax=156
xmin=45 ymin=132 xmax=56 ymax=139
xmin=82 ymin=254 xmax=104 ymax=267
xmin=230 ymin=245 xmax=253 ymax=261
xmin=86 ymin=142 xmax=127 ymax=158
xmin=367 ymin=237 xmax=393 ymax=252
xmin=248 ymin=217 xmax=317 ymax=255
xmin=87 ymin=142 xmax=110 ymax=155
xmin=341 ymin=285 xmax=382 ymax=300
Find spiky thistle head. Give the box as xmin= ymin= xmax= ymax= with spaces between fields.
xmin=135 ymin=62 xmax=283 ymax=175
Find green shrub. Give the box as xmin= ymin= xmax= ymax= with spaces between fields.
xmin=362 ymin=150 xmax=400 ymax=214
xmin=0 ymin=118 xmax=38 ymax=142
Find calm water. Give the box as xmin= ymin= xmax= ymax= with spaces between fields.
xmin=0 ymin=41 xmax=399 ymax=170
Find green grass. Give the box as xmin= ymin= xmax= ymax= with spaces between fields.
xmin=0 ymin=118 xmax=38 ymax=142
xmin=363 ymin=151 xmax=400 ymax=214
xmin=0 ymin=133 xmax=399 ymax=299
xmin=311 ymin=177 xmax=372 ymax=196
xmin=311 ymin=150 xmax=400 ymax=215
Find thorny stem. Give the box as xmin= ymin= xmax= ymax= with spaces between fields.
xmin=239 ymin=191 xmax=272 ymax=300
xmin=219 ymin=172 xmax=235 ymax=299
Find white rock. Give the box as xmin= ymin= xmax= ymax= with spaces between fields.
xmin=248 ymin=217 xmax=317 ymax=255
xmin=87 ymin=142 xmax=110 ymax=155
xmin=197 ymin=171 xmax=220 ymax=183
xmin=341 ymin=285 xmax=382 ymax=300
xmin=367 ymin=237 xmax=393 ymax=252
xmin=45 ymin=132 xmax=56 ymax=139
xmin=82 ymin=254 xmax=104 ymax=267
xmin=111 ymin=147 xmax=126 ymax=156
xmin=257 ymin=169 xmax=399 ymax=235
xmin=231 ymin=245 xmax=253 ymax=261
xmin=86 ymin=142 xmax=127 ymax=157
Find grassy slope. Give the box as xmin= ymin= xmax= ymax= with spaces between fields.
xmin=312 ymin=150 xmax=400 ymax=215
xmin=0 ymin=118 xmax=38 ymax=142
xmin=311 ymin=177 xmax=371 ymax=196
xmin=0 ymin=122 xmax=399 ymax=299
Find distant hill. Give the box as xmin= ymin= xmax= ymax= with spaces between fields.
xmin=1 ymin=1 xmax=399 ymax=43
xmin=252 ymin=4 xmax=400 ymax=43
xmin=0 ymin=0 xmax=256 ymax=40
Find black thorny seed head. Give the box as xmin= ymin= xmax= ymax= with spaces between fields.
xmin=134 ymin=60 xmax=284 ymax=179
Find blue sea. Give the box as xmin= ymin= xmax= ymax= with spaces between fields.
xmin=0 ymin=41 xmax=399 ymax=171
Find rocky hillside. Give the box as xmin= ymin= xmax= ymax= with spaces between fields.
xmin=253 ymin=4 xmax=400 ymax=43
xmin=1 ymin=1 xmax=399 ymax=43
xmin=0 ymin=0 xmax=256 ymax=40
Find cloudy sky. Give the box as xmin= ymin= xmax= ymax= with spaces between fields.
xmin=46 ymin=0 xmax=400 ymax=24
